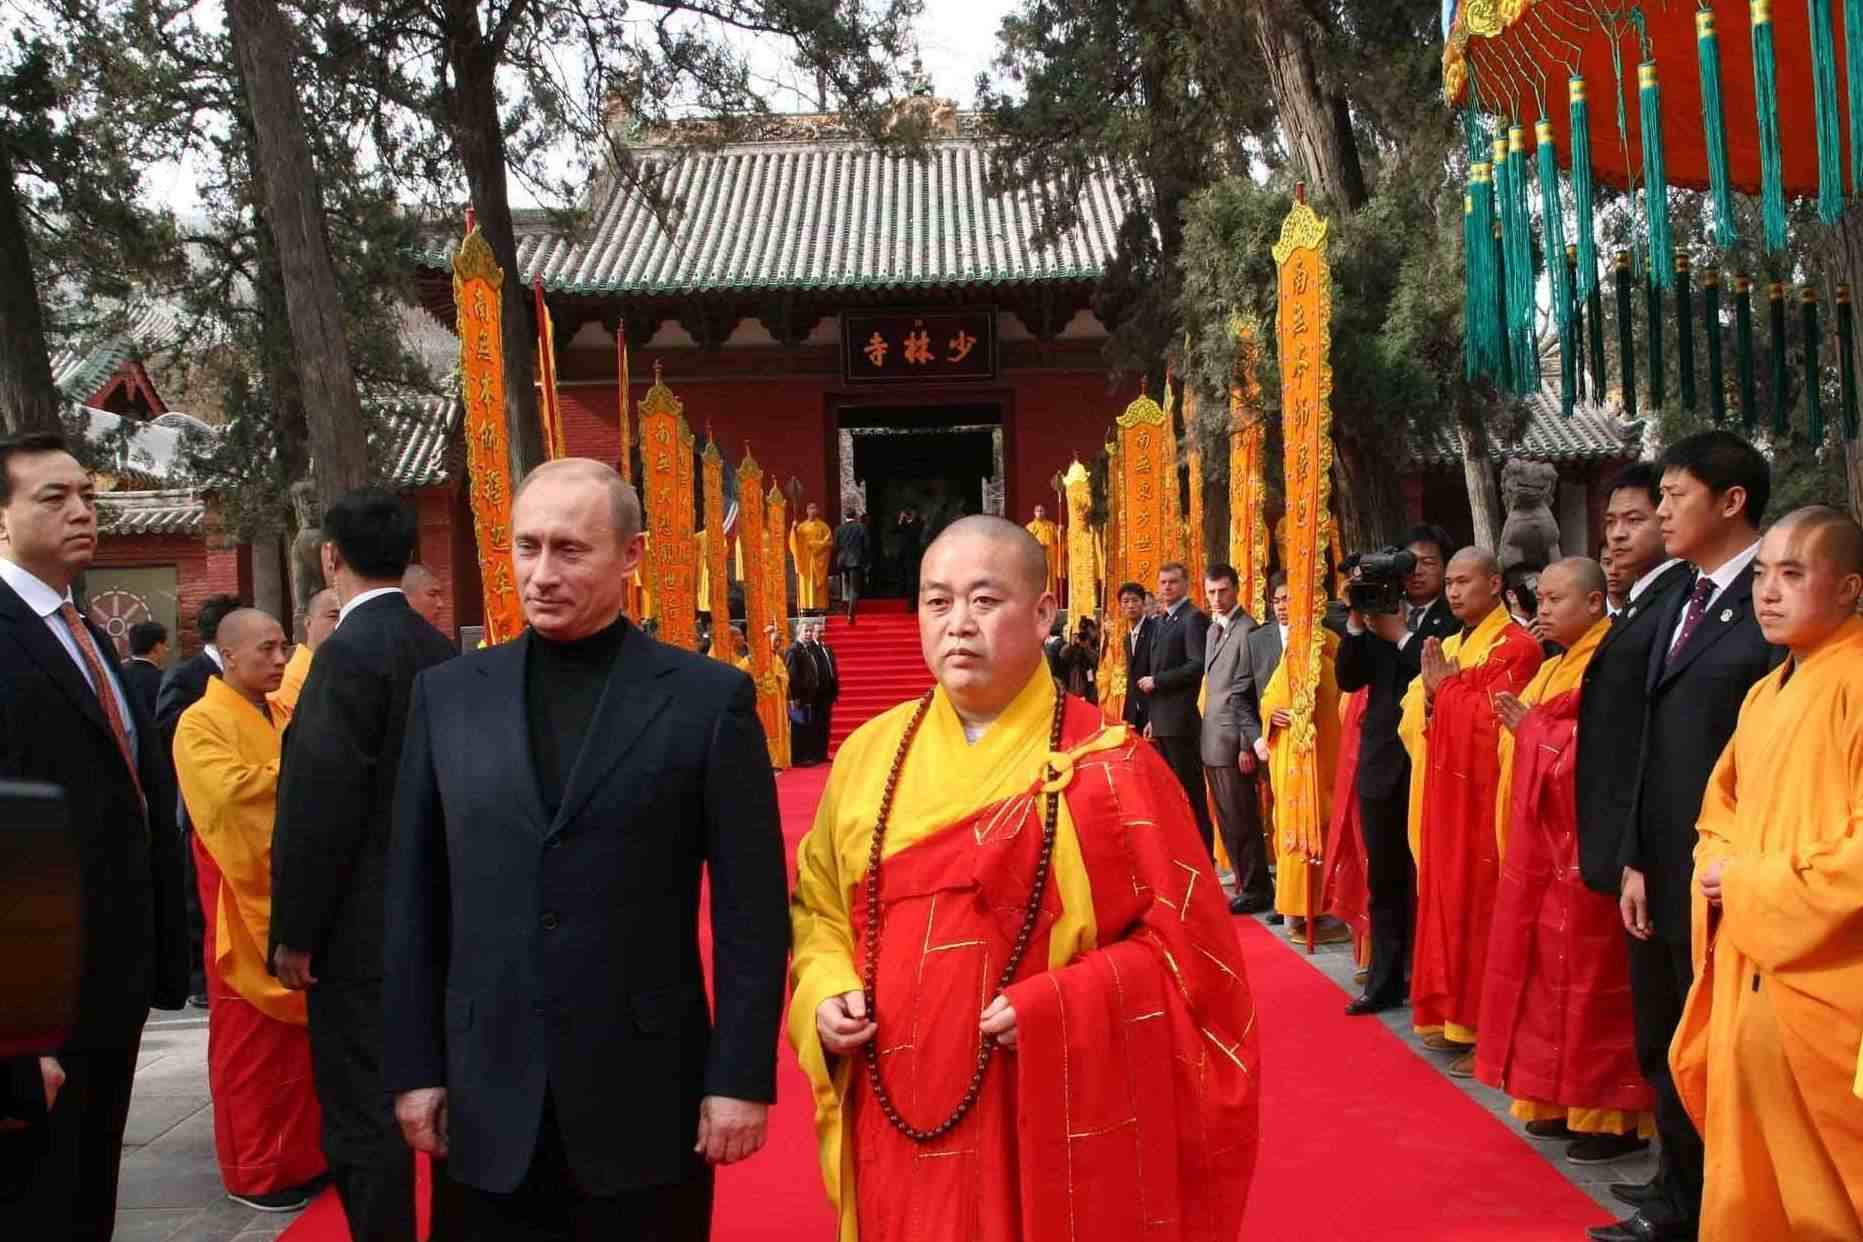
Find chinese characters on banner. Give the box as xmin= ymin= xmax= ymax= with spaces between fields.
xmin=1228 ymin=313 xmax=1271 ymax=624
xmin=702 ymin=438 xmax=732 ymax=663
xmin=638 ymin=365 xmax=699 ymax=651
xmin=842 ymin=309 xmax=995 ymax=383
xmin=1114 ymin=394 xmax=1174 ymax=607
xmin=1271 ymin=192 xmax=1334 ymax=860
xmin=451 ymin=228 xmax=524 ymax=645
xmin=735 ymin=453 xmax=785 ymax=767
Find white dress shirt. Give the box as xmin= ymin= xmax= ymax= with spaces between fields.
xmin=1669 ymin=541 xmax=1760 ymax=652
xmin=338 ymin=586 xmax=404 ymax=628
xmin=1627 ymin=558 xmax=1682 ymax=608
xmin=0 ymin=557 xmax=139 ymax=750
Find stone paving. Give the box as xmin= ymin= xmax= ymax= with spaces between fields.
xmin=114 ymin=922 xmax=1652 ymax=1238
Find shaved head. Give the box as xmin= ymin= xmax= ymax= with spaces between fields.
xmin=216 ymin=607 xmax=275 ymax=649
xmin=1444 ymin=545 xmax=1503 ymax=626
xmin=1449 ymin=546 xmax=1501 ymax=577
xmin=1537 ymin=557 xmax=1608 ymax=649
xmin=1772 ymin=505 xmax=1863 ymax=575
xmin=216 ymin=608 xmax=288 ymax=701
xmin=304 ymin=587 xmax=340 ymax=651
xmin=922 ymin=515 xmax=1050 ymax=596
xmin=1754 ymin=506 xmax=1863 ymax=653
xmin=1547 ymin=556 xmax=1607 ymax=599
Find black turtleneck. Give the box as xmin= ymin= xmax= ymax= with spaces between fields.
xmin=525 ymin=614 xmax=628 ymax=814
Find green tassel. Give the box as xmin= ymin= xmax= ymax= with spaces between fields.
xmin=1736 ymin=276 xmax=1758 ymax=430
xmin=1505 ymin=129 xmax=1538 ymax=390
xmin=1494 ymin=219 xmax=1514 ymax=393
xmin=1540 ymin=124 xmax=1576 ymax=415
xmin=1696 ymin=12 xmax=1738 ymax=247
xmin=1676 ymin=256 xmax=1697 ymax=412
xmin=1568 ymin=248 xmax=1588 ymax=402
xmin=1464 ymin=192 xmax=1478 ymax=380
xmin=1589 ymin=280 xmax=1608 ymax=402
xmin=1638 ymin=63 xmax=1673 ymax=288
xmin=1647 ymin=274 xmax=1666 ymax=408
xmin=1752 ymin=3 xmax=1789 ymax=251
xmin=1465 ymin=167 xmax=1503 ymax=382
xmin=1802 ymin=287 xmax=1826 ymax=444
xmin=1840 ymin=284 xmax=1859 ymax=439
xmin=1847 ymin=0 xmax=1863 ymax=193
xmin=1810 ymin=0 xmax=1844 ymax=223
xmin=1705 ymin=270 xmax=1727 ymax=423
xmin=1569 ymin=76 xmax=1599 ymax=302
xmin=1617 ymin=252 xmax=1638 ymax=422
xmin=1770 ymin=281 xmax=1790 ymax=436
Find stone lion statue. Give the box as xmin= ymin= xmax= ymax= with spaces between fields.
xmin=1499 ymin=459 xmax=1561 ymax=572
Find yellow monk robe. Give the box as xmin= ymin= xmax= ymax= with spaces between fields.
xmin=1261 ymin=627 xmax=1341 ymax=918
xmin=269 ymin=643 xmax=313 ymax=716
xmin=1476 ymin=619 xmax=1653 ymax=1138
xmin=1399 ymin=605 xmax=1542 ymax=1042
xmin=740 ymin=650 xmax=791 ymax=769
xmin=790 ymin=517 xmax=833 ymax=610
xmin=789 ymin=667 xmax=1259 ymax=1242
xmin=174 ymin=678 xmax=324 ymax=1196
xmin=1025 ymin=517 xmax=1061 ymax=597
xmin=1670 ymin=615 xmax=1863 ymax=1241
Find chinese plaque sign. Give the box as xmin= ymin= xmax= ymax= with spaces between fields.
xmin=841 ymin=309 xmax=995 ymax=384
xmin=638 ymin=365 xmax=698 ymax=651
xmin=452 ymin=227 xmax=524 ymax=645
xmin=1272 ymin=193 xmax=1334 ymax=859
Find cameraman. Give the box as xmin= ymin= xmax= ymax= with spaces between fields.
xmin=1335 ymin=523 xmax=1458 ymax=1016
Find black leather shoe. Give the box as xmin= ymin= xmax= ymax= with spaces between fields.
xmin=1344 ymin=993 xmax=1399 ymax=1016
xmin=1228 ymin=895 xmax=1271 ymax=915
xmin=1265 ymin=912 xmax=1285 ymax=926
xmin=1609 ymin=1181 xmax=1662 ymax=1210
xmin=1586 ymin=1212 xmax=1696 ymax=1242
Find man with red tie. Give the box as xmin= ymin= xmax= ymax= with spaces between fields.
xmin=0 ymin=432 xmax=189 ymax=1239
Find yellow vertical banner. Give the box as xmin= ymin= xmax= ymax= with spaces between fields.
xmin=1100 ymin=436 xmax=1127 ymax=724
xmin=702 ymin=435 xmax=731 ymax=663
xmin=638 ymin=363 xmax=698 ymax=650
xmin=1228 ymin=313 xmax=1271 ymax=622
xmin=1115 ymin=394 xmax=1172 ymax=594
xmin=532 ymin=278 xmax=567 ymax=460
xmin=1062 ymin=459 xmax=1096 ymax=616
xmin=1160 ymin=373 xmax=1185 ymax=568
xmin=736 ymin=452 xmax=783 ymax=765
xmin=616 ymin=324 xmax=632 ymax=483
xmin=1184 ymin=387 xmax=1205 ymax=608
xmin=1272 ymin=191 xmax=1334 ymax=859
xmin=765 ymin=484 xmax=789 ymax=632
xmin=453 ymin=228 xmax=524 ymax=645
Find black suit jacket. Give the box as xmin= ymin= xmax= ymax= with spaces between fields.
xmin=1626 ymin=568 xmax=1781 ymax=942
xmin=1574 ymin=562 xmax=1693 ymax=895
xmin=155 ymin=649 xmax=215 ymax=827
xmin=0 ymin=578 xmax=187 ymax=1050
xmin=1335 ymin=595 xmax=1457 ymax=802
xmin=811 ymin=642 xmax=839 ymax=706
xmin=1137 ymin=604 xmax=1211 ymax=738
xmin=1121 ymin=617 xmax=1156 ymax=731
xmin=384 ymin=623 xmax=789 ymax=1196
xmin=270 ymin=593 xmax=456 ymax=981
xmin=120 ymin=658 xmax=162 ymax=720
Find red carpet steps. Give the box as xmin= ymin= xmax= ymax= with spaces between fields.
xmin=821 ymin=602 xmax=932 ymax=752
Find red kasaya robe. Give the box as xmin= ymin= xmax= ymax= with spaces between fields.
xmin=1475 ymin=685 xmax=1652 ymax=1114
xmin=1411 ymin=617 xmax=1542 ymax=1037
xmin=831 ymin=695 xmax=1260 ymax=1242
xmin=1322 ymin=689 xmax=1371 ymax=956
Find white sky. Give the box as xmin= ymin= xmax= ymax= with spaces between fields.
xmin=143 ymin=0 xmax=1021 ymax=213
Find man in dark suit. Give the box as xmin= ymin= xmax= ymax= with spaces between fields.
xmin=1238 ymin=573 xmax=1291 ymax=917
xmin=386 ymin=459 xmax=788 ymax=1241
xmin=155 ymin=592 xmax=241 ymax=1006
xmin=1115 ymin=582 xmax=1152 ymax=733
xmin=119 ymin=620 xmax=168 ymax=718
xmin=833 ymin=511 xmax=867 ymax=622
xmin=1336 ymin=524 xmax=1459 ymax=1016
xmin=1199 ymin=564 xmax=1268 ymax=913
xmin=785 ymin=624 xmax=825 ymax=767
xmin=270 ymin=489 xmax=457 ymax=1241
xmin=1133 ymin=562 xmax=1213 ymax=853
xmin=1589 ymin=434 xmax=1781 ymax=1242
xmin=0 ymin=432 xmax=188 ymax=1239
xmin=807 ymin=622 xmax=839 ymax=748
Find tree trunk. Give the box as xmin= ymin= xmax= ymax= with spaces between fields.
xmin=1455 ymin=414 xmax=1503 ymax=551
xmin=1834 ymin=204 xmax=1863 ymax=523
xmin=1254 ymin=4 xmax=1369 ymax=213
xmin=441 ymin=0 xmax=545 ymax=483
xmin=0 ymin=142 xmax=65 ymax=435
xmin=1331 ymin=432 xmax=1400 ymax=551
xmin=227 ymin=0 xmax=370 ymax=511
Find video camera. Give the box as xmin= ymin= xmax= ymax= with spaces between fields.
xmin=1344 ymin=547 xmax=1417 ymax=615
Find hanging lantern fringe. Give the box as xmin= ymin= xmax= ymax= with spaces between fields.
xmin=1540 ymin=122 xmax=1575 ymax=416
xmin=1647 ymin=272 xmax=1667 ymax=409
xmin=1589 ymin=278 xmax=1608 ymax=404
xmin=1848 ymin=1 xmax=1863 ymax=194
xmin=1705 ymin=269 xmax=1727 ymax=424
xmin=1638 ymin=62 xmax=1674 ymax=287
xmin=1839 ymin=284 xmax=1859 ymax=440
xmin=1809 ymin=0 xmax=1844 ymax=223
xmin=1617 ymin=252 xmax=1639 ymax=422
xmin=1676 ymin=256 xmax=1697 ymax=412
xmin=1696 ymin=11 xmax=1738 ymax=248
xmin=1569 ymin=76 xmax=1599 ymax=302
xmin=1752 ymin=2 xmax=1790 ymax=251
xmin=1736 ymin=275 xmax=1759 ymax=430
xmin=1802 ymin=287 xmax=1826 ymax=443
xmin=1770 ymin=281 xmax=1790 ymax=436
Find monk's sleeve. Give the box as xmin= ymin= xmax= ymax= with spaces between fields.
xmin=1718 ymin=715 xmax=1863 ymax=974
xmin=786 ymin=778 xmax=862 ymax=1083
xmin=175 ymin=708 xmax=279 ymax=899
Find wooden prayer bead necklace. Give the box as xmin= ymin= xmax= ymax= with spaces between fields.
xmin=861 ymin=681 xmax=1068 ymax=1143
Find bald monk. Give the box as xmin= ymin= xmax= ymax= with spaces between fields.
xmin=175 ymin=609 xmax=326 ymax=1210
xmin=1401 ymin=547 xmax=1543 ymax=1070
xmin=271 ymin=588 xmax=338 ymax=716
xmin=1670 ymin=507 xmax=1863 ymax=1241
xmin=791 ymin=503 xmax=833 ymax=612
xmin=1025 ymin=504 xmax=1061 ymax=598
xmin=402 ymin=564 xmax=446 ymax=633
xmin=790 ymin=516 xmax=1259 ymax=1242
xmin=1476 ymin=560 xmax=1653 ymax=1162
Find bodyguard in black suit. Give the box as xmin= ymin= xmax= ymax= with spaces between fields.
xmin=1133 ymin=562 xmax=1213 ymax=853
xmin=0 ymin=433 xmax=188 ymax=1239
xmin=270 ymin=490 xmax=456 ymax=1241
xmin=387 ymin=460 xmax=787 ymax=1241
xmin=1336 ymin=525 xmax=1459 ymax=1015
xmin=1116 ymin=583 xmax=1154 ymax=733
xmin=119 ymin=621 xmax=168 ymax=719
xmin=1589 ymin=434 xmax=1782 ymax=1242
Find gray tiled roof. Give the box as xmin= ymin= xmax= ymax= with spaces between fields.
xmin=1412 ymin=390 xmax=1641 ymax=468
xmin=96 ymin=489 xmax=203 ymax=536
xmin=374 ymin=395 xmax=460 ymax=487
xmin=422 ymin=139 xmax=1137 ymax=296
xmin=51 ymin=302 xmax=187 ymax=402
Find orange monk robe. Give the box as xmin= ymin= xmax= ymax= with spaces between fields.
xmin=790 ymin=518 xmax=833 ymax=610
xmin=1670 ymin=616 xmax=1863 ymax=1241
xmin=174 ymin=678 xmax=324 ymax=1197
xmin=1399 ymin=605 xmax=1542 ymax=1042
xmin=1322 ymin=689 xmax=1372 ymax=961
xmin=1025 ymin=517 xmax=1061 ymax=597
xmin=268 ymin=643 xmax=313 ymax=715
xmin=788 ymin=667 xmax=1259 ymax=1242
xmin=1475 ymin=619 xmax=1653 ymax=1137
xmin=1261 ymin=627 xmax=1342 ymax=918
xmin=740 ymin=650 xmax=791 ymax=770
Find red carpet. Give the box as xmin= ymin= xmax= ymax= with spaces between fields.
xmin=821 ymin=605 xmax=930 ymax=752
xmin=285 ymin=761 xmax=1610 ymax=1240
